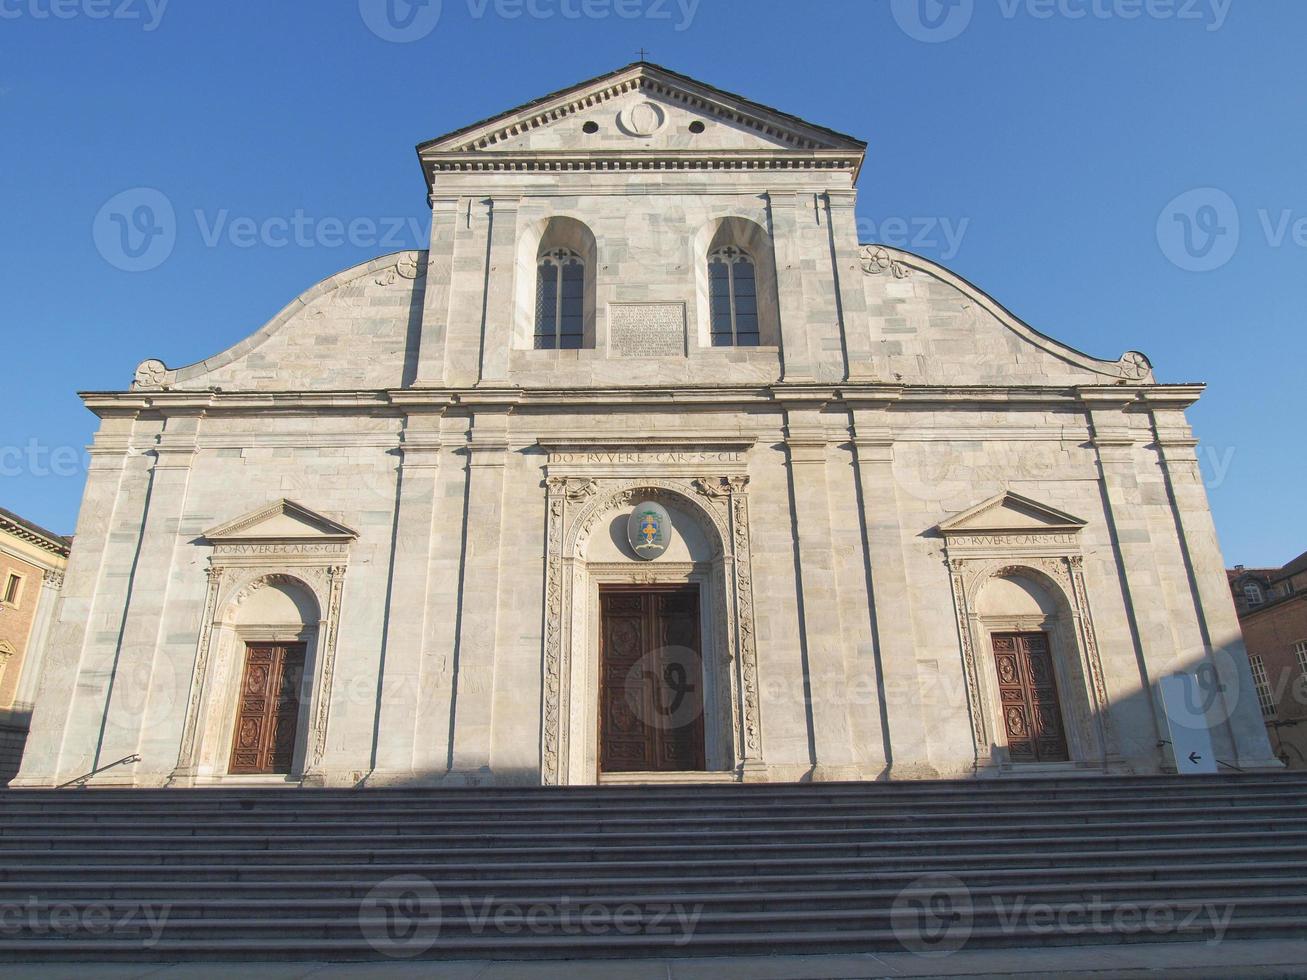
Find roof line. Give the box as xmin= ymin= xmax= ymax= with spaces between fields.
xmin=415 ymin=60 xmax=867 ymax=154
xmin=0 ymin=506 xmax=72 ymax=553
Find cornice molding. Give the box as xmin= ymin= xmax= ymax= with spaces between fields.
xmin=80 ymin=383 xmax=1202 ymax=416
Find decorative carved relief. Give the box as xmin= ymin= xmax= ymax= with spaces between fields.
xmin=374 ymin=253 xmax=428 ymax=286
xmin=309 ymin=564 xmax=347 ymax=769
xmin=948 ymin=553 xmax=1112 ymax=771
xmin=540 ymin=475 xmax=761 ymax=785
xmin=859 ymin=245 xmax=912 ymax=279
xmin=132 ymin=358 xmax=170 ymax=390
xmin=1115 ymin=351 xmax=1152 ymax=381
xmin=172 ymin=512 xmax=352 ymax=784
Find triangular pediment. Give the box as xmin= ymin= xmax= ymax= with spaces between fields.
xmin=938 ymin=492 xmax=1087 ymax=536
xmin=417 ymin=62 xmax=865 ymax=176
xmin=203 ymin=499 xmax=358 ymax=543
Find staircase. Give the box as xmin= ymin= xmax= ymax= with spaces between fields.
xmin=1 ymin=773 xmax=1306 ymax=961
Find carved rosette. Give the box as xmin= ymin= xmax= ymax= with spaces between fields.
xmin=859 ymin=245 xmax=912 ymax=279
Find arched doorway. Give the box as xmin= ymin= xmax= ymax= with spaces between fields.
xmin=224 ymin=579 xmax=319 ymax=775
xmin=973 ymin=568 xmax=1105 ymax=768
xmin=541 ymin=476 xmax=763 ymax=785
xmin=176 ymin=573 xmax=326 ymax=784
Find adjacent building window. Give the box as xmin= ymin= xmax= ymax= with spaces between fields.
xmin=1243 ymin=582 xmax=1264 ymax=607
xmin=1295 ymin=641 xmax=1307 ymax=679
xmin=707 ymin=246 xmax=759 ymax=347
xmin=1249 ymin=655 xmax=1276 ymax=718
xmin=535 ymin=247 xmax=585 ymax=350
xmin=2 ymin=573 xmax=21 ymax=607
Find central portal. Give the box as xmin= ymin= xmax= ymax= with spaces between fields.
xmin=599 ymin=585 xmax=706 ymax=773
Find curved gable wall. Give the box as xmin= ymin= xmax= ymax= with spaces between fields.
xmin=146 ymin=252 xmax=427 ymax=393
xmin=862 ymin=247 xmax=1152 ymax=387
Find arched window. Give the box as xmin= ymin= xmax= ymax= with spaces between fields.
xmin=707 ymin=246 xmax=759 ymax=347
xmin=535 ymin=247 xmax=585 ymax=350
xmin=1244 ymin=582 xmax=1265 ymax=607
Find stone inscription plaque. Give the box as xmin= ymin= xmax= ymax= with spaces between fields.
xmin=609 ymin=303 xmax=685 ymax=357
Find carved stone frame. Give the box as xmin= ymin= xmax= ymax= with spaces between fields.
xmin=541 ymin=474 xmax=763 ymax=785
xmin=170 ymin=520 xmax=352 ymax=786
xmin=945 ymin=549 xmax=1115 ymax=774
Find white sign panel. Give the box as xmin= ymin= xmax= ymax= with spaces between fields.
xmin=1159 ymin=673 xmax=1219 ymax=775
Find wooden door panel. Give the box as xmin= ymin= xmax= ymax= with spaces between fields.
xmin=992 ymin=632 xmax=1070 ymax=764
xmin=229 ymin=643 xmax=305 ymax=775
xmin=600 ymin=587 xmax=705 ymax=773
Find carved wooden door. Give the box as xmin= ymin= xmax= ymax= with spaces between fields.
xmin=600 ymin=587 xmax=705 ymax=772
xmin=991 ymin=632 xmax=1070 ymax=763
xmin=229 ymin=643 xmax=306 ymax=775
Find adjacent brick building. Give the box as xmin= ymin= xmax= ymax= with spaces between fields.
xmin=1229 ymin=553 xmax=1307 ymax=767
xmin=0 ymin=508 xmax=70 ymax=783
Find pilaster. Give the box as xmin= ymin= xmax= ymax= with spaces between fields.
xmin=782 ymin=402 xmax=859 ymax=778
xmin=768 ymin=192 xmax=814 ymax=382
xmin=13 ymin=568 xmax=64 ymax=712
xmin=368 ymin=410 xmax=444 ymax=783
xmin=97 ymin=414 xmax=201 ymax=780
xmin=413 ymin=195 xmax=460 ymax=386
xmin=825 ymin=190 xmax=877 ymax=381
xmin=442 ymin=197 xmax=495 ymax=387
xmin=477 ymin=198 xmax=521 ymax=384
xmin=848 ymin=397 xmax=937 ymax=778
xmin=1079 ymin=390 xmax=1179 ymax=769
xmin=411 ymin=415 xmax=474 ymax=778
xmin=446 ymin=408 xmax=512 ymax=781
xmin=1143 ymin=392 xmax=1280 ymax=769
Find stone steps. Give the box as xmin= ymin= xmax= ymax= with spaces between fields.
xmin=4 ymin=801 xmax=1304 ymax=830
xmin=3 ymin=819 xmax=1301 ymax=850
xmin=4 ymin=773 xmax=1307 ymax=960
xmin=1 ymin=827 xmax=1302 ymax=862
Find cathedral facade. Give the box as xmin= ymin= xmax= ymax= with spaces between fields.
xmin=15 ymin=64 xmax=1277 ymax=788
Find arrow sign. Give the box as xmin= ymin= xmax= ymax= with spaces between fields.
xmin=1160 ymin=674 xmax=1219 ymax=775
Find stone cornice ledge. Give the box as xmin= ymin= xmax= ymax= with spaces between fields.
xmin=78 ymin=383 xmax=1207 ymax=415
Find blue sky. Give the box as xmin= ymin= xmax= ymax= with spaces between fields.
xmin=0 ymin=0 xmax=1302 ymax=565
